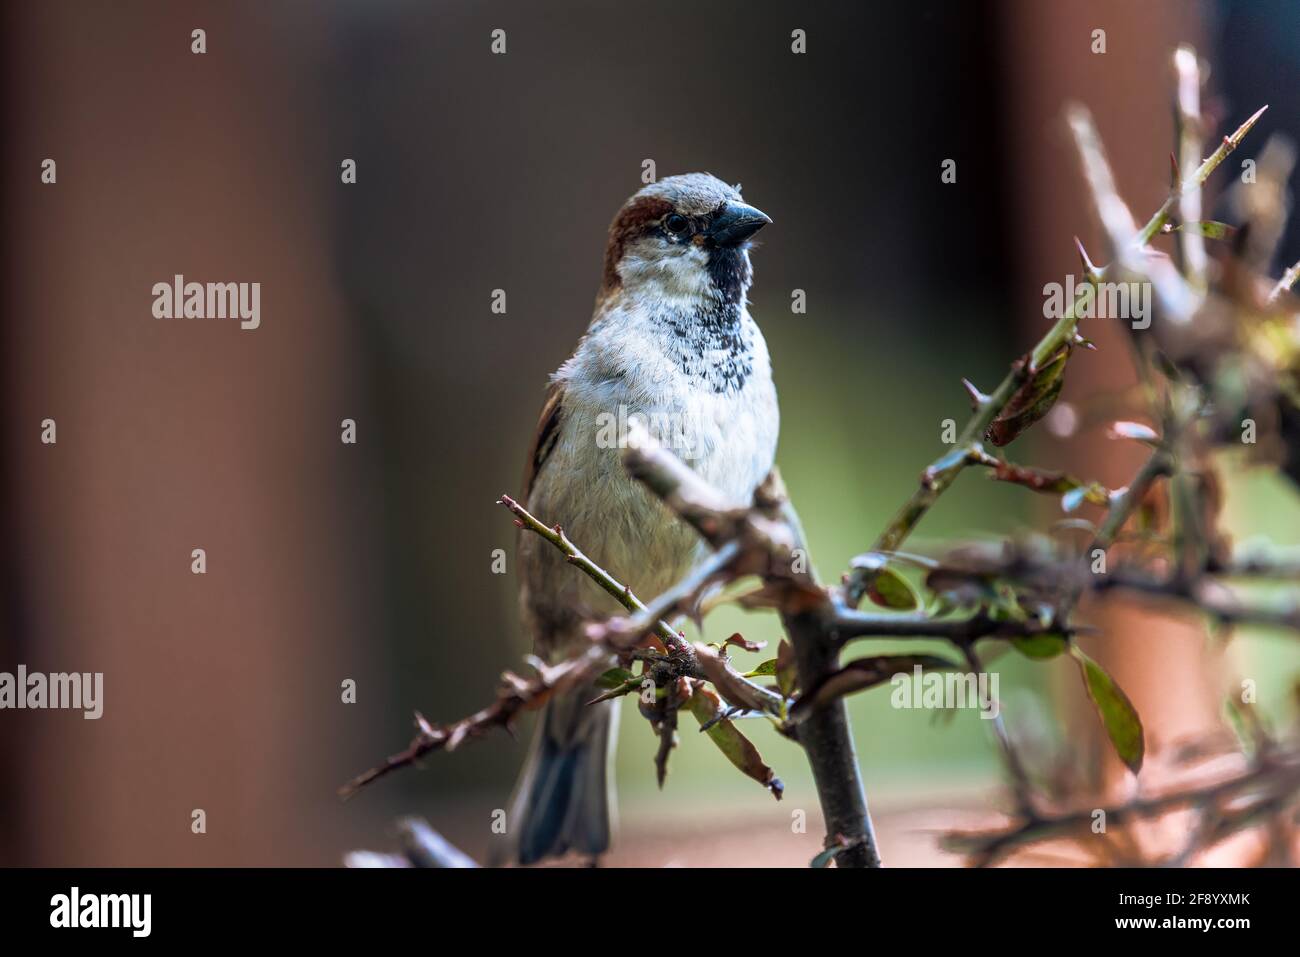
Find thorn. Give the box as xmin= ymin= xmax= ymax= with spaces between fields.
xmin=961 ymin=377 xmax=990 ymax=409
xmin=1228 ymin=105 xmax=1268 ymax=148
xmin=1169 ymin=151 xmax=1180 ymax=186
xmin=1073 ymin=236 xmax=1100 ymax=279
xmin=512 ymin=519 xmax=523 ymax=529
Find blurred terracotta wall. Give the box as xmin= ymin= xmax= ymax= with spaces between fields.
xmin=1 ymin=3 xmax=389 ymax=865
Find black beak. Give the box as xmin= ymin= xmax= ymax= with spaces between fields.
xmin=708 ymin=202 xmax=772 ymax=247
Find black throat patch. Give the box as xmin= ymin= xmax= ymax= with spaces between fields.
xmin=707 ymin=245 xmax=752 ymax=307
xmin=656 ymin=299 xmax=754 ymax=395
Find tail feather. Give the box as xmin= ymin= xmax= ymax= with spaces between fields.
xmin=505 ymin=687 xmax=617 ymax=865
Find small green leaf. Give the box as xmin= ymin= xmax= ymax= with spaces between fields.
xmin=987 ymin=347 xmax=1070 ymax=447
xmin=687 ymin=684 xmax=784 ymax=799
xmin=867 ymin=566 xmax=920 ymax=610
xmin=743 ymin=659 xmax=778 ymax=678
xmin=596 ymin=667 xmax=636 ymax=689
xmin=1011 ymin=633 xmax=1068 ymax=660
xmin=810 ymin=846 xmax=841 ymax=868
xmin=852 ymin=552 xmax=920 ymax=611
xmin=1072 ymin=648 xmax=1145 ymax=773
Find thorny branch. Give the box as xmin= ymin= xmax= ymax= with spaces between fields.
xmin=845 ymin=92 xmax=1266 ymax=605
xmin=348 ymin=46 xmax=1300 ymax=869
xmin=935 ymin=47 xmax=1300 ymax=864
xmin=339 ymin=490 xmax=787 ymax=800
xmin=948 ymin=739 xmax=1300 ymax=867
xmin=622 ymin=432 xmax=884 ymax=867
xmin=345 ymin=818 xmax=480 ymax=869
xmin=338 ymin=644 xmax=612 ymax=799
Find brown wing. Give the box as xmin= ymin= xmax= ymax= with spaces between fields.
xmin=522 ymin=381 xmax=564 ymax=500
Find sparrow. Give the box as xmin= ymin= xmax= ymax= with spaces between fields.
xmin=505 ymin=173 xmax=779 ymax=865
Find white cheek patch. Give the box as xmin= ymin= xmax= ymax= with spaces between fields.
xmin=618 ymin=238 xmax=717 ymax=308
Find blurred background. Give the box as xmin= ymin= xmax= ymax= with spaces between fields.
xmin=2 ymin=0 xmax=1297 ymax=866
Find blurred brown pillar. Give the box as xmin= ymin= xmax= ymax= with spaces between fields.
xmin=998 ymin=2 xmax=1237 ymax=822
xmin=1 ymin=4 xmax=382 ymax=864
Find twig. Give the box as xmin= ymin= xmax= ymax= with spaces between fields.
xmin=339 ymin=646 xmax=611 ymax=799
xmin=499 ymin=493 xmax=693 ymax=659
xmin=345 ymin=817 xmax=480 ymax=868
xmin=1269 ymin=258 xmax=1300 ymax=303
xmin=949 ymin=747 xmax=1300 ymax=867
xmin=1095 ymin=569 xmax=1300 ymax=634
xmin=587 ymin=539 xmax=742 ymax=649
xmin=1092 ymin=448 xmax=1171 ymax=550
xmin=962 ymin=644 xmax=1036 ymax=816
xmin=1173 ymin=46 xmax=1208 ymax=290
xmin=830 ymin=607 xmax=1064 ymax=648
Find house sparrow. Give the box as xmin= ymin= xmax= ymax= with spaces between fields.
xmin=505 ymin=173 xmax=779 ymax=864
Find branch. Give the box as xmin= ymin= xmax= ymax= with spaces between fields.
xmin=501 ymin=493 xmax=790 ymax=714
xmin=586 ymin=539 xmax=742 ymax=650
xmin=621 ymin=435 xmax=882 ymax=867
xmin=948 ymin=745 xmax=1300 ymax=867
xmin=830 ymin=607 xmax=1064 ymax=648
xmin=845 ymin=102 xmax=1265 ymax=607
xmin=962 ymin=644 xmax=1036 ymax=816
xmin=499 ymin=492 xmax=693 ymax=659
xmin=1173 ymin=45 xmax=1208 ymax=290
xmin=340 ymin=485 xmax=798 ymax=802
xmin=1220 ymin=546 xmax=1300 ymax=580
xmin=1092 ymin=447 xmax=1172 ymax=551
xmin=967 ymin=444 xmax=1111 ymax=506
xmin=345 ymin=817 xmax=480 ymax=868
xmin=1095 ymin=568 xmax=1300 ymax=635
xmin=1268 ymin=258 xmax=1300 ymax=303
xmin=339 ymin=646 xmax=611 ymax=799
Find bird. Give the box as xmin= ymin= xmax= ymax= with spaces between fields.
xmin=504 ymin=172 xmax=780 ymax=865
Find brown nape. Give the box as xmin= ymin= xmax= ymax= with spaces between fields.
xmin=601 ymin=195 xmax=673 ymax=291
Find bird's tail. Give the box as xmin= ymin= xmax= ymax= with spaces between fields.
xmin=502 ymin=685 xmax=618 ymax=865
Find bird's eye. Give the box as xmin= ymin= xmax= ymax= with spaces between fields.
xmin=664 ymin=213 xmax=689 ymax=236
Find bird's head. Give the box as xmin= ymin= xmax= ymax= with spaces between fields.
xmin=600 ymin=173 xmax=771 ymax=308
